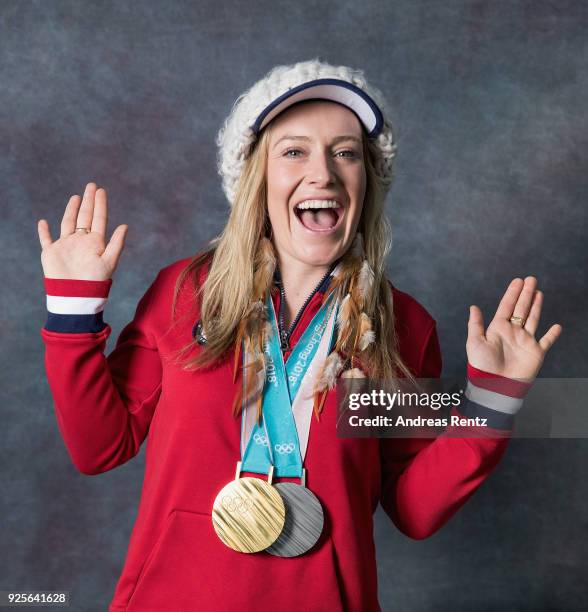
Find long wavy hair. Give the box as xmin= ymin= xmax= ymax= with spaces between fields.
xmin=168 ymin=119 xmax=417 ymax=419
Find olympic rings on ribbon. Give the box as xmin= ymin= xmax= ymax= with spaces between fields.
xmin=274 ymin=442 xmax=295 ymax=454
xmin=253 ymin=433 xmax=269 ymax=446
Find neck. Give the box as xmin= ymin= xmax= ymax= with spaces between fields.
xmin=275 ymin=253 xmax=333 ymax=328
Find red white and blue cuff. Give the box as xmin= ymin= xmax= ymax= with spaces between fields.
xmin=44 ymin=278 xmax=112 ymax=333
xmin=455 ymin=363 xmax=533 ymax=430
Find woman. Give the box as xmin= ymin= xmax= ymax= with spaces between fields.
xmin=38 ymin=59 xmax=562 ymax=611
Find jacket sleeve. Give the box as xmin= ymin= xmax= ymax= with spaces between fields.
xmin=379 ymin=320 xmax=531 ymax=540
xmin=40 ymin=272 xmax=164 ymax=475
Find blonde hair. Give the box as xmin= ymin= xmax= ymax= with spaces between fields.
xmin=169 ymin=119 xmax=417 ymax=417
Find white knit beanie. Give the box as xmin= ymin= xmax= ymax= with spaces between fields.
xmin=216 ymin=57 xmax=398 ymax=207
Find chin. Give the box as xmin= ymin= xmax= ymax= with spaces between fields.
xmin=293 ymin=242 xmax=345 ymax=266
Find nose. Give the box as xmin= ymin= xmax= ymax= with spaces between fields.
xmin=305 ymin=150 xmax=336 ymax=187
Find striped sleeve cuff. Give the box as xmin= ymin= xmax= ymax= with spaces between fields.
xmin=44 ymin=277 xmax=113 ymax=333
xmin=456 ymin=363 xmax=534 ymax=430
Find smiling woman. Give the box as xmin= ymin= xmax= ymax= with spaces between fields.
xmin=38 ymin=58 xmax=561 ymax=612
xmin=267 ymin=100 xmax=365 ymax=252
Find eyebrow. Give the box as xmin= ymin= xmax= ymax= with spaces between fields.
xmin=271 ymin=134 xmax=362 ymax=150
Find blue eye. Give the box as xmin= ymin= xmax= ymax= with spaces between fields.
xmin=284 ymin=148 xmax=303 ymax=157
xmin=337 ymin=150 xmax=357 ymax=158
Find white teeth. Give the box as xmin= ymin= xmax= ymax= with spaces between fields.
xmin=295 ymin=199 xmax=342 ymax=211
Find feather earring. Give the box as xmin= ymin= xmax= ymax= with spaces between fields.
xmin=340 ymin=367 xmax=367 ymax=379
xmin=356 ymin=260 xmax=375 ymax=310
xmin=232 ymin=237 xmax=277 ymax=418
xmin=313 ymin=350 xmax=345 ymax=393
xmin=336 ymin=293 xmax=360 ymax=352
xmin=312 ymin=351 xmax=345 ymax=420
xmin=357 ymin=312 xmax=375 ymax=351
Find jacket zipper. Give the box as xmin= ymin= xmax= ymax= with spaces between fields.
xmin=275 ymin=262 xmax=338 ymax=352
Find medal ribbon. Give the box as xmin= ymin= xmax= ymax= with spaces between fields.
xmin=240 ymin=288 xmax=339 ymax=477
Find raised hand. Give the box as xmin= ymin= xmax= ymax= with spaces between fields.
xmin=37 ymin=182 xmax=128 ymax=281
xmin=466 ymin=276 xmax=562 ymax=381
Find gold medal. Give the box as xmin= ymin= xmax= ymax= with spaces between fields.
xmin=212 ymin=461 xmax=285 ymax=553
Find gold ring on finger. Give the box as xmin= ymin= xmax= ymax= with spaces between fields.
xmin=509 ymin=315 xmax=526 ymax=326
xmin=75 ymin=227 xmax=90 ymax=233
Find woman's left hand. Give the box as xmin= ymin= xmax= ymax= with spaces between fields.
xmin=466 ymin=276 xmax=563 ymax=381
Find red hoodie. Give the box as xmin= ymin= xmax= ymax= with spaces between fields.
xmin=40 ymin=255 xmax=528 ymax=612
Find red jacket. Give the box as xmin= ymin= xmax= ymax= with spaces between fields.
xmin=40 ymin=256 xmax=527 ymax=612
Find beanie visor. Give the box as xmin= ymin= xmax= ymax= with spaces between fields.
xmin=251 ymin=78 xmax=384 ymax=138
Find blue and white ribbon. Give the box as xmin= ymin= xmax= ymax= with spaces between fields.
xmin=240 ymin=289 xmax=340 ymax=477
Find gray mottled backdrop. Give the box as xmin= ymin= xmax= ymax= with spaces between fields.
xmin=2 ymin=1 xmax=587 ymax=610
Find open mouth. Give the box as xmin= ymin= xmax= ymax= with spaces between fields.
xmin=293 ymin=199 xmax=344 ymax=233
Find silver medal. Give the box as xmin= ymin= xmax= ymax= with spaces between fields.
xmin=265 ymin=469 xmax=324 ymax=557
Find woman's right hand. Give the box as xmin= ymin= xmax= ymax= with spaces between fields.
xmin=37 ymin=182 xmax=128 ymax=280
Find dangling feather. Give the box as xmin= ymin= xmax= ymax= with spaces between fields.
xmin=341 ymin=367 xmax=367 ymax=379
xmin=313 ymin=388 xmax=329 ymax=421
xmin=357 ymin=311 xmax=372 ymax=336
xmin=312 ymin=348 xmax=346 ymax=420
xmin=358 ymin=329 xmax=376 ymax=352
xmin=244 ymin=357 xmax=265 ymax=423
xmin=313 ymin=350 xmax=345 ymax=395
xmin=356 ymin=260 xmax=375 ymax=308
xmin=244 ymin=300 xmax=266 ymax=335
xmin=336 ymin=293 xmax=352 ymax=330
xmin=239 ymin=336 xmax=266 ymax=418
xmin=357 ymin=312 xmax=375 ymax=352
xmin=336 ymin=291 xmax=360 ymax=352
xmin=244 ymin=299 xmax=268 ymax=356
